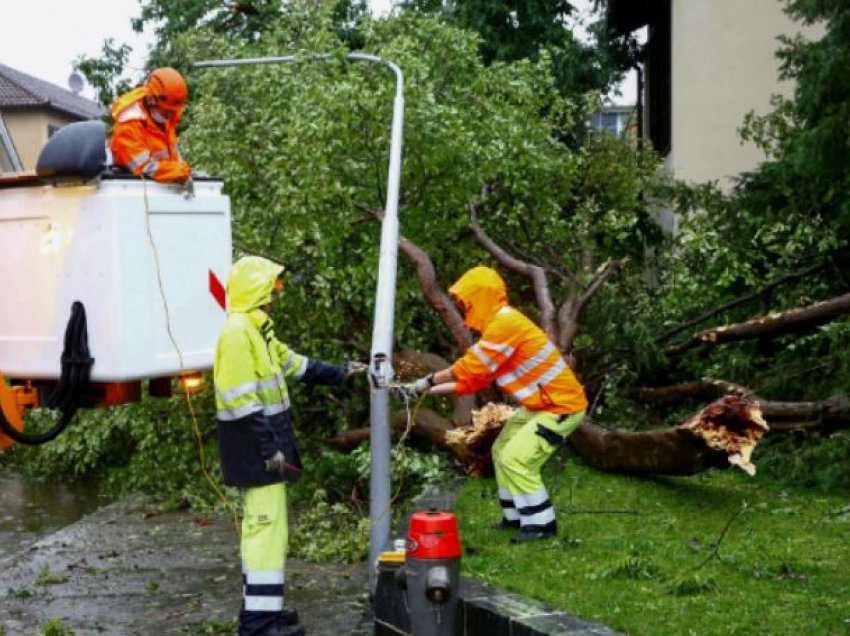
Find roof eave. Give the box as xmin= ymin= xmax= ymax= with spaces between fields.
xmin=1 ymin=101 xmax=103 ymax=121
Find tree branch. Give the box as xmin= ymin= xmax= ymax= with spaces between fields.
xmin=637 ymin=378 xmax=755 ymax=405
xmin=399 ymin=235 xmax=473 ymax=351
xmin=666 ymin=292 xmax=850 ymax=356
xmin=357 ymin=202 xmax=473 ymax=352
xmin=467 ymin=183 xmax=558 ymax=342
xmin=636 ymin=381 xmax=850 ymax=432
xmin=656 ymin=262 xmax=828 ymax=344
xmin=557 ymin=259 xmax=627 ymax=352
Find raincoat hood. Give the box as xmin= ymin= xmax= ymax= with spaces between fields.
xmin=109 ymin=86 xmax=184 ymax=125
xmin=110 ymin=87 xmax=146 ymax=120
xmin=448 ymin=266 xmax=508 ymax=332
xmin=227 ymin=256 xmax=284 ymax=313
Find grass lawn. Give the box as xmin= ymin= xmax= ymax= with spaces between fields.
xmin=455 ymin=457 xmax=850 ymax=635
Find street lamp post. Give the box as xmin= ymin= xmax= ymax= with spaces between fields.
xmin=194 ymin=54 xmax=404 ymax=591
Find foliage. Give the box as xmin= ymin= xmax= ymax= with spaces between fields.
xmin=612 ymin=0 xmax=850 ymax=416
xmin=289 ymin=446 xmax=454 ymax=562
xmin=24 ymin=2 xmax=668 ymax=503
xmin=12 ymin=387 xmax=223 ymax=504
xmin=75 ymin=0 xmax=370 ymax=107
xmin=181 ymin=6 xmax=661 ymax=371
xmin=34 ymin=565 xmax=68 ymax=587
xmin=401 ymin=0 xmax=636 ymax=100
xmin=756 ymin=429 xmax=850 ymax=493
xmin=667 ymin=575 xmax=718 ymax=597
xmin=289 ymin=488 xmax=370 ymax=562
xmin=601 ymin=555 xmax=661 ymax=581
xmin=456 ymin=460 xmax=850 ymax=635
xmin=74 ymin=39 xmax=135 ymax=108
xmin=37 ymin=619 xmax=74 ymax=636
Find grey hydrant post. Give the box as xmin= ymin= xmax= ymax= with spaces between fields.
xmin=193 ymin=54 xmax=404 ymax=592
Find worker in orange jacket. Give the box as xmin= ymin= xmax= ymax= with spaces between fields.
xmin=402 ymin=266 xmax=588 ymax=542
xmin=109 ymin=67 xmax=191 ymax=183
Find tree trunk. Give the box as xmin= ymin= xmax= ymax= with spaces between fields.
xmin=328 ymin=396 xmax=768 ymax=478
xmin=568 ymin=422 xmax=730 ymax=475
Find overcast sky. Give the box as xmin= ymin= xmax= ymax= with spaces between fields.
xmin=0 ymin=0 xmax=632 ymax=103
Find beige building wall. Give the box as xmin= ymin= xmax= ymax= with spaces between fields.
xmin=668 ymin=0 xmax=822 ymax=190
xmin=3 ymin=111 xmax=78 ymax=170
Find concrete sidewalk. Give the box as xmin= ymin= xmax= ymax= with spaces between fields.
xmin=0 ymin=496 xmax=371 ymax=635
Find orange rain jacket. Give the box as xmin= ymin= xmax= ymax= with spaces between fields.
xmin=109 ymin=87 xmax=191 ymax=183
xmin=449 ymin=266 xmax=588 ymax=415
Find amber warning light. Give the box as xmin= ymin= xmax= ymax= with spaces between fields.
xmin=177 ymin=372 xmax=205 ymax=395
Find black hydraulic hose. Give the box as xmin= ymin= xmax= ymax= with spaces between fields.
xmin=0 ymin=301 xmax=94 ymax=445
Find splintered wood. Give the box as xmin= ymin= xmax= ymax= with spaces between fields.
xmin=445 ymin=402 xmax=515 ymax=475
xmin=679 ymin=395 xmax=769 ymax=476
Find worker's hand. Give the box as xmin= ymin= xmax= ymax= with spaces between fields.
xmin=182 ymin=175 xmax=194 ymax=198
xmin=398 ymin=373 xmax=435 ymax=399
xmin=413 ymin=373 xmax=435 ymax=394
xmin=264 ymin=450 xmax=287 ymax=474
xmin=173 ymin=162 xmax=191 ymax=182
xmin=344 ymin=361 xmax=369 ymax=378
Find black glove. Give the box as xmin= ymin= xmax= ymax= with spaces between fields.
xmin=264 ymin=450 xmax=286 ymax=474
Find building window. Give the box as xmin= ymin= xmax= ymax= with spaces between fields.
xmin=587 ymin=108 xmax=634 ymax=137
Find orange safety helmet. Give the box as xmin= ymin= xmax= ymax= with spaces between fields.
xmin=144 ymin=67 xmax=188 ymax=110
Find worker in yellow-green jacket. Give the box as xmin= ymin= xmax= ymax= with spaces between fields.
xmin=401 ymin=266 xmax=587 ymax=543
xmin=214 ymin=256 xmax=366 ymax=636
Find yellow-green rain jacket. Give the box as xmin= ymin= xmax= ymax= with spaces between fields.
xmin=214 ymin=256 xmax=345 ymax=487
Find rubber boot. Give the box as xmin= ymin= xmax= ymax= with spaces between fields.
xmin=250 ymin=621 xmax=304 ymax=636
xmin=510 ymin=523 xmax=558 ymax=543
xmin=278 ymin=608 xmax=304 ymax=636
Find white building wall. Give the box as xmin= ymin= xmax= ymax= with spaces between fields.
xmin=668 ymin=0 xmax=822 ymax=190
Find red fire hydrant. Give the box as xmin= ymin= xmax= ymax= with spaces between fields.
xmin=402 ymin=509 xmax=462 ymax=635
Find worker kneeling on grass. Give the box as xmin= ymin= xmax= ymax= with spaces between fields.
xmin=401 ymin=266 xmax=587 ymax=543
xmin=214 ymin=256 xmax=367 ymax=636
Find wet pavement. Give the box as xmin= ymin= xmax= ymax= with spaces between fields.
xmin=0 ymin=496 xmax=372 ymax=635
xmin=0 ymin=467 xmax=106 ymax=556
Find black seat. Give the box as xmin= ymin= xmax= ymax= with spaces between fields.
xmin=36 ymin=120 xmax=107 ymax=180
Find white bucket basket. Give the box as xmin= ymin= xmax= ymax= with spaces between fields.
xmin=0 ymin=177 xmax=232 ymax=382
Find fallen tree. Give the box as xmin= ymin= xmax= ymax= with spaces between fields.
xmin=323 ymin=188 xmax=850 ymax=477
xmin=331 ymin=394 xmax=770 ymax=477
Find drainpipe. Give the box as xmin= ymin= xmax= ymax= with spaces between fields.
xmin=635 ymin=61 xmax=644 ymax=151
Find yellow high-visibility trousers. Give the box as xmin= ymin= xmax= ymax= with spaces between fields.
xmin=241 ymin=483 xmax=288 ymax=624
xmin=492 ymin=408 xmax=584 ymax=531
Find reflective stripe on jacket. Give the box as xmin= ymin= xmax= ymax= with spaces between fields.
xmin=109 ymin=87 xmax=190 ymax=183
xmin=452 ymin=306 xmax=587 ymax=414
xmin=449 ymin=266 xmax=587 ymax=415
xmin=214 ymin=256 xmax=345 ymax=487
